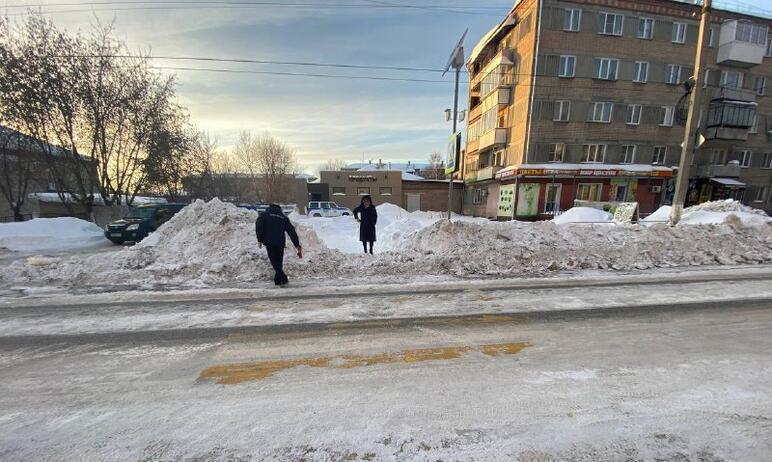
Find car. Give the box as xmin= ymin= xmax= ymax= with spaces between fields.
xmin=239 ymin=203 xmax=297 ymax=215
xmin=104 ymin=203 xmax=187 ymax=244
xmin=306 ymin=201 xmax=352 ymax=217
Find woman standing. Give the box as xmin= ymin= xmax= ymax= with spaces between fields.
xmin=354 ymin=195 xmax=377 ymax=254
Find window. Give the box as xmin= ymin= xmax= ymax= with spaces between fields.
xmin=711 ymin=149 xmax=728 ymax=165
xmin=379 ymin=187 xmax=392 ymax=195
xmin=554 ymin=100 xmax=571 ymax=121
xmin=583 ymin=144 xmax=606 ymax=163
xmin=332 ymin=187 xmax=346 ymax=196
xmin=626 ymin=104 xmax=642 ymax=125
xmin=598 ymin=12 xmax=624 ymax=36
xmin=740 ymin=150 xmax=752 ymax=168
xmin=753 ymin=186 xmax=768 ymax=202
xmin=750 ymin=114 xmax=759 ymax=133
xmin=672 ymin=22 xmax=687 ymax=44
xmin=735 ymin=21 xmax=768 ymax=45
xmin=767 ymin=35 xmax=772 ymax=57
xmin=594 ymin=58 xmax=619 ymax=80
xmin=558 ymin=55 xmax=576 ymax=77
xmin=563 ymin=8 xmax=582 ymax=32
xmin=763 ymin=153 xmax=772 ymax=169
xmin=721 ymin=70 xmax=743 ymax=89
xmin=621 ymin=145 xmax=636 ymax=164
xmin=576 ymin=183 xmax=603 ymax=201
xmin=589 ymin=102 xmax=613 ymax=123
xmin=549 ymin=143 xmax=565 ymax=162
xmin=709 ymin=27 xmax=716 ymax=47
xmin=666 ymin=64 xmax=683 ymax=85
xmin=544 ymin=184 xmax=562 ymax=214
xmin=638 ymin=18 xmax=655 ymax=39
xmin=754 ymin=76 xmax=767 ymax=95
xmin=659 ymin=106 xmax=675 ymax=126
xmin=704 ymin=68 xmax=711 ymax=88
xmin=357 ymin=187 xmax=370 ymax=195
xmin=653 ymin=146 xmax=667 ymax=165
xmin=633 ymin=61 xmax=649 ymax=83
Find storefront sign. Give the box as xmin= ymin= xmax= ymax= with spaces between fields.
xmin=348 ymin=175 xmax=378 ymax=182
xmin=497 ymin=167 xmax=673 ymax=179
xmin=497 ymin=184 xmax=515 ymax=217
xmin=613 ymin=202 xmax=639 ymax=224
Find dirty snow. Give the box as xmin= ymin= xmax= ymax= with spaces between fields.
xmin=0 ymin=217 xmax=108 ymax=253
xmin=643 ymin=200 xmax=771 ymax=226
xmin=0 ymin=198 xmax=770 ymax=289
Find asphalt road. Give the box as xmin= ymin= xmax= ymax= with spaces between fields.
xmin=1 ymin=289 xmax=771 ymax=461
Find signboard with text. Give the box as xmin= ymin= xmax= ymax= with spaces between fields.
xmin=445 ymin=132 xmax=462 ymax=175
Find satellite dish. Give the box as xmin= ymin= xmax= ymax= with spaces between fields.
xmin=443 ymin=28 xmax=468 ymax=76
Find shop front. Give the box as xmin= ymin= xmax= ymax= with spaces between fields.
xmin=493 ymin=165 xmax=673 ymax=220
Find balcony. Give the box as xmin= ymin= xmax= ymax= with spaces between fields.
xmin=477 ymin=166 xmax=502 ymax=181
xmin=704 ymin=88 xmax=757 ymax=141
xmin=468 ymin=88 xmax=511 ymax=122
xmin=470 ymin=49 xmax=515 ymax=92
xmin=478 ymin=128 xmax=507 ymax=151
xmin=463 ymin=169 xmax=479 ymax=183
xmin=696 ymin=163 xmax=741 ymax=178
xmin=717 ymin=20 xmax=768 ymax=67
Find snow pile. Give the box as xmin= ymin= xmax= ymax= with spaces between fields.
xmin=0 ymin=217 xmax=108 ymax=252
xmin=552 ymin=207 xmax=613 ymax=224
xmin=642 ymin=201 xmax=771 ymax=227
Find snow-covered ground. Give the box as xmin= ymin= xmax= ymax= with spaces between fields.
xmin=0 ymin=198 xmax=769 ymax=292
xmin=0 ymin=217 xmax=110 ymax=253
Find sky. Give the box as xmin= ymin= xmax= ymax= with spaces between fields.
xmin=2 ymin=0 xmax=772 ymax=173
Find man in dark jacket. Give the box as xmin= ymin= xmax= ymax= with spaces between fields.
xmin=255 ymin=204 xmax=302 ymax=286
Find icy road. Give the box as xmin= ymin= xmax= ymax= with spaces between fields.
xmin=1 ymin=269 xmax=771 ymax=461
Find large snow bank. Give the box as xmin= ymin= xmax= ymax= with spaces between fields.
xmin=552 ymin=207 xmax=612 ymax=224
xmin=1 ymin=199 xmax=770 ymax=288
xmin=643 ymin=200 xmax=771 ymax=227
xmin=0 ymin=217 xmax=108 ymax=252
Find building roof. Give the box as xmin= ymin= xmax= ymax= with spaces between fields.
xmin=347 ymin=161 xmax=432 ymax=173
xmin=0 ymin=125 xmax=74 ymax=157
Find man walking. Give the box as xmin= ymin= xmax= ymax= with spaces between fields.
xmin=255 ymin=204 xmax=302 ymax=286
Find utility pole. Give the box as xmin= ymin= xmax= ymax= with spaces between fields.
xmin=671 ymin=0 xmax=711 ymax=224
xmin=443 ymin=29 xmax=467 ymax=221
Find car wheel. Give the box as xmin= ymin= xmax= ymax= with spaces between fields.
xmin=109 ymin=239 xmax=124 ymax=245
xmin=313 ymin=213 xmax=322 ymax=217
xmin=342 ymin=212 xmax=350 ymax=216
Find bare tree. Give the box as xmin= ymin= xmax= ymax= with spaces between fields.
xmin=425 ymin=151 xmax=446 ymax=180
xmin=233 ymin=131 xmax=297 ymax=203
xmin=322 ymin=158 xmax=347 ymax=171
xmin=0 ymin=128 xmax=38 ymax=221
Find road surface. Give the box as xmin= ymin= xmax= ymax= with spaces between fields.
xmin=1 ymin=271 xmax=771 ymax=461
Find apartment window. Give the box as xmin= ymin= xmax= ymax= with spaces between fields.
xmin=621 ymin=145 xmax=636 ymax=164
xmin=672 ymin=22 xmax=687 ymax=44
xmin=638 ymin=18 xmax=655 ymax=39
xmin=576 ymin=183 xmax=603 ymax=201
xmin=653 ymin=146 xmax=667 ymax=165
xmin=711 ymin=149 xmax=728 ymax=165
xmin=659 ymin=106 xmax=675 ymax=127
xmin=594 ymin=58 xmax=619 ymax=80
xmin=544 ymin=184 xmax=562 ymax=214
xmin=558 ymin=55 xmax=576 ymax=77
xmin=763 ymin=153 xmax=772 ymax=169
xmin=549 ymin=143 xmax=565 ymax=162
xmin=753 ymin=186 xmax=769 ymax=203
xmin=750 ymin=114 xmax=759 ymax=133
xmin=626 ymin=104 xmax=642 ymax=125
xmin=709 ymin=27 xmax=716 ymax=47
xmin=332 ymin=187 xmax=346 ymax=196
xmin=598 ymin=12 xmax=624 ymax=36
xmin=583 ymin=144 xmax=606 ymax=163
xmin=721 ymin=70 xmax=743 ymax=89
xmin=589 ymin=102 xmax=613 ymax=123
xmin=666 ymin=64 xmax=683 ymax=85
xmin=379 ymin=187 xmax=393 ymax=195
xmin=767 ymin=36 xmax=772 ymax=57
xmin=740 ymin=150 xmax=752 ymax=168
xmin=633 ymin=61 xmax=649 ymax=83
xmin=735 ymin=21 xmax=768 ymax=45
xmin=704 ymin=68 xmax=712 ymax=88
xmin=554 ymin=100 xmax=571 ymax=121
xmin=754 ymin=76 xmax=767 ymax=95
xmin=357 ymin=187 xmax=370 ymax=195
xmin=563 ymin=8 xmax=582 ymax=32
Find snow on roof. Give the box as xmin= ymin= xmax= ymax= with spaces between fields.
xmin=711 ymin=177 xmax=745 ymax=186
xmin=28 ymin=192 xmax=167 ymax=206
xmin=401 ymin=172 xmax=426 ymax=181
xmin=0 ymin=125 xmax=74 ymax=158
xmin=348 ymin=162 xmax=431 ymax=173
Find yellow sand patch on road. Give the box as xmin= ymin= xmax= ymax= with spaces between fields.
xmin=199 ymin=342 xmax=529 ymax=384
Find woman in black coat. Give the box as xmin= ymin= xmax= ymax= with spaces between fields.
xmin=353 ymin=195 xmax=377 ymax=254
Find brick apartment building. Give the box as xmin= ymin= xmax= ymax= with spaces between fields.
xmin=463 ymin=0 xmax=772 ymax=219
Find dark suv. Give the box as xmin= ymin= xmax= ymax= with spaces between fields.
xmin=104 ymin=203 xmax=186 ymax=244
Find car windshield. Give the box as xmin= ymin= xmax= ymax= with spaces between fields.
xmin=126 ymin=207 xmax=156 ymax=219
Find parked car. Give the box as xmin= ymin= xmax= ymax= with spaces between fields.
xmin=306 ymin=201 xmax=352 ymax=217
xmin=104 ymin=203 xmax=187 ymax=244
xmin=239 ymin=203 xmax=297 ymax=215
